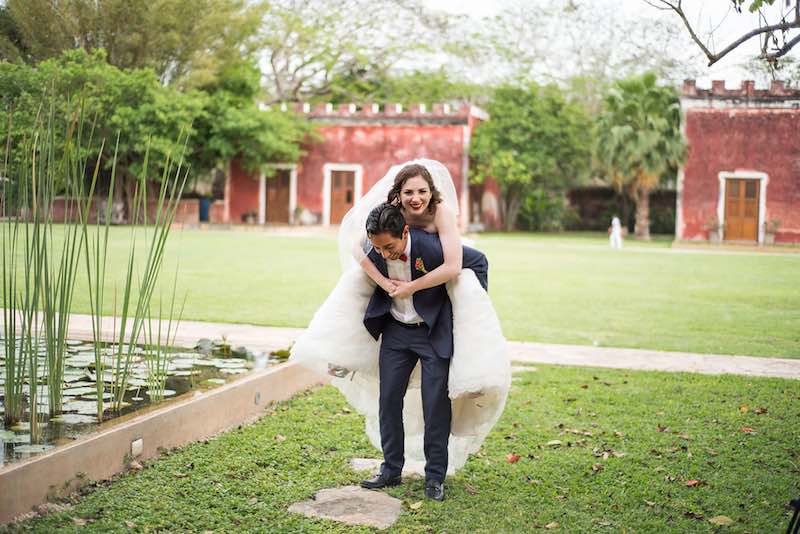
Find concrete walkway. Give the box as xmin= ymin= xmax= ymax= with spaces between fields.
xmin=15 ymin=312 xmax=796 ymax=380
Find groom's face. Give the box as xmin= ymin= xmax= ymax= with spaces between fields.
xmin=368 ymin=226 xmax=409 ymax=261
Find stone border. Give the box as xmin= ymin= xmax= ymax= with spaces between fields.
xmin=0 ymin=362 xmax=327 ymax=525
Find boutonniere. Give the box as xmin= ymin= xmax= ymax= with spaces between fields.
xmin=414 ymin=257 xmax=427 ymax=274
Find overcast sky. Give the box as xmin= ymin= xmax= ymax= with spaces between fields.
xmin=423 ymin=0 xmax=800 ymax=87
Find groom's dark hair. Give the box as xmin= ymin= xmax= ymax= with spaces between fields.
xmin=366 ymin=202 xmax=406 ymax=238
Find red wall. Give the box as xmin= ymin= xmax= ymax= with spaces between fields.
xmin=298 ymin=124 xmax=467 ymax=216
xmin=227 ymin=159 xmax=260 ymax=224
xmin=681 ymin=108 xmax=800 ymax=243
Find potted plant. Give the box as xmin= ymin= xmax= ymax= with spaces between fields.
xmin=704 ymin=215 xmax=722 ymax=243
xmin=763 ymin=219 xmax=781 ymax=245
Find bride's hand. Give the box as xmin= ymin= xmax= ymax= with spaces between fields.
xmin=380 ymin=278 xmax=399 ymax=294
xmin=389 ymin=281 xmax=416 ymax=299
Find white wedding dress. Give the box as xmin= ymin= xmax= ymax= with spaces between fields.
xmin=290 ymin=159 xmax=511 ymax=474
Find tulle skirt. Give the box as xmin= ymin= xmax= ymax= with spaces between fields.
xmin=290 ymin=267 xmax=511 ymax=474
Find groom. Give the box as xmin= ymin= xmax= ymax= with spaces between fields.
xmin=359 ymin=202 xmax=488 ymax=501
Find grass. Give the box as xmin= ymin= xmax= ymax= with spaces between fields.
xmin=3 ymin=227 xmax=798 ymax=358
xmin=8 ymin=365 xmax=799 ymax=533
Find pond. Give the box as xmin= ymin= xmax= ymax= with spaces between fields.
xmin=0 ymin=336 xmax=282 ymax=466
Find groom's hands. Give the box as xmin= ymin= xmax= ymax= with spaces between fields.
xmin=380 ymin=277 xmax=399 ymax=294
xmin=388 ymin=280 xmax=416 ymax=299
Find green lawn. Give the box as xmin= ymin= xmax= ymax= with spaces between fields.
xmin=9 ymin=365 xmax=799 ymax=533
xmin=5 ymin=227 xmax=799 ymax=357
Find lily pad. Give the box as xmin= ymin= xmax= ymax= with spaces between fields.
xmin=51 ymin=413 xmax=97 ymax=424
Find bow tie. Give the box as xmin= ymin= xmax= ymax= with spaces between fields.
xmin=398 ymin=253 xmax=408 ymax=262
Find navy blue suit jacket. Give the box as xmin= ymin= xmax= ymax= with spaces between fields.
xmin=363 ymin=228 xmax=488 ymax=359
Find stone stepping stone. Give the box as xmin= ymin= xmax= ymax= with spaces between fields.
xmin=288 ymin=485 xmax=402 ymax=530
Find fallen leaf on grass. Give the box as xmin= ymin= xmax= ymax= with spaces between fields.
xmin=129 ymin=460 xmax=143 ymax=471
xmin=754 ymin=407 xmax=768 ymax=415
xmin=124 ymin=520 xmax=136 ymax=529
xmin=506 ymin=453 xmax=521 ymax=463
xmin=657 ymin=424 xmax=669 ymax=432
xmin=249 ymin=497 xmax=258 ymax=505
xmin=173 ymin=471 xmax=188 ymax=478
xmin=409 ymin=501 xmax=423 ymax=510
xmin=677 ymin=433 xmax=691 ymax=440
xmin=739 ymin=404 xmax=748 ymax=413
xmin=740 ymin=427 xmax=755 ymax=433
xmin=591 ymin=463 xmax=604 ymax=473
xmin=685 ymin=479 xmax=704 ymax=487
xmin=274 ymin=434 xmax=286 ymax=441
xmin=72 ymin=518 xmax=88 ymax=526
xmin=464 ymin=483 xmax=477 ymax=495
xmin=544 ymin=522 xmax=559 ymax=529
xmin=645 ymin=500 xmax=657 ymax=507
xmin=546 ymin=440 xmax=562 ymax=447
xmin=709 ymin=515 xmax=734 ymax=526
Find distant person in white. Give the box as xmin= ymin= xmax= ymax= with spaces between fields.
xmin=609 ymin=216 xmax=623 ymax=249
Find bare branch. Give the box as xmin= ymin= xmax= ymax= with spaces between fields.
xmin=647 ymin=0 xmax=800 ymax=66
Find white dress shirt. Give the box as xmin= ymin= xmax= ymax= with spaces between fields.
xmin=386 ymin=232 xmax=423 ymax=324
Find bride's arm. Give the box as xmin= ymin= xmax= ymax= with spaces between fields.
xmin=395 ymin=204 xmax=462 ymax=296
xmin=353 ymin=240 xmax=397 ymax=293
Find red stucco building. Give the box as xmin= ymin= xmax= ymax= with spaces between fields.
xmin=678 ymin=80 xmax=800 ymax=244
xmin=222 ymin=102 xmax=501 ymax=230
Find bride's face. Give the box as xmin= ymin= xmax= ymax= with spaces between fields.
xmin=400 ymin=176 xmax=432 ymax=217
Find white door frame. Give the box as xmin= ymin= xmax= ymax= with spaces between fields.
xmin=259 ymin=164 xmax=298 ymax=225
xmin=323 ymin=163 xmax=363 ymax=226
xmin=717 ymin=170 xmax=768 ymax=243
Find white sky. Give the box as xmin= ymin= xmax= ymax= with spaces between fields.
xmin=423 ymin=0 xmax=800 ymax=87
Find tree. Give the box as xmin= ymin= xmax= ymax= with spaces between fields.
xmin=0 ymin=0 xmax=263 ymax=87
xmin=257 ymin=0 xmax=453 ymax=103
xmin=471 ymin=83 xmax=592 ymax=231
xmin=646 ymin=0 xmax=800 ymax=67
xmin=594 ymin=72 xmax=686 ymax=240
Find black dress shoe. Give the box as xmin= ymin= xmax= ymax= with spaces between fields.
xmin=424 ymin=480 xmax=445 ymax=501
xmin=360 ymin=473 xmax=402 ymax=489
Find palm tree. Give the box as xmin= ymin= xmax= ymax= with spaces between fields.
xmin=595 ymin=72 xmax=686 ymax=240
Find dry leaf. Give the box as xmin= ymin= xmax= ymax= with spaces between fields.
xmin=274 ymin=434 xmax=286 ymax=441
xmin=685 ymin=479 xmax=703 ymax=487
xmin=173 ymin=471 xmax=188 ymax=478
xmin=754 ymin=407 xmax=767 ymax=415
xmin=657 ymin=424 xmax=668 ymax=432
xmin=739 ymin=404 xmax=748 ymax=413
xmin=72 ymin=518 xmax=88 ymax=526
xmin=591 ymin=463 xmax=604 ymax=472
xmin=464 ymin=483 xmax=477 ymax=495
xmin=129 ymin=460 xmax=143 ymax=470
xmin=124 ymin=520 xmax=136 ymax=529
xmin=544 ymin=522 xmax=560 ymax=529
xmin=645 ymin=500 xmax=657 ymax=507
xmin=409 ymin=501 xmax=423 ymax=510
xmin=546 ymin=440 xmax=563 ymax=447
xmin=740 ymin=427 xmax=755 ymax=433
xmin=678 ymin=433 xmax=691 ymax=440
xmin=709 ymin=515 xmax=734 ymax=526
xmin=506 ymin=453 xmax=521 ymax=463
xmin=249 ymin=497 xmax=258 ymax=505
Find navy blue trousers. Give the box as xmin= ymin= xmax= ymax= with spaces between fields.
xmin=378 ymin=318 xmax=452 ymax=483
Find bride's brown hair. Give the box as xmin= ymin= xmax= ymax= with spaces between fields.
xmin=386 ymin=163 xmax=442 ymax=215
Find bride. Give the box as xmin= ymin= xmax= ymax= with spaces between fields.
xmin=290 ymin=158 xmax=511 ymax=474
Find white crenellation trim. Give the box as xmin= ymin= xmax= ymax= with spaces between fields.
xmin=323 ymin=163 xmax=363 ymax=226
xmin=717 ymin=171 xmax=768 ymax=243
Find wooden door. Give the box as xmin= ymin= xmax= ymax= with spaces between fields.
xmin=330 ymin=170 xmax=355 ymax=224
xmin=724 ymin=178 xmax=759 ymax=241
xmin=265 ymin=169 xmax=290 ymax=223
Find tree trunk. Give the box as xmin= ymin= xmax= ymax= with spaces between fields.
xmin=503 ymin=189 xmax=522 ymax=232
xmin=634 ymin=186 xmax=651 ymax=240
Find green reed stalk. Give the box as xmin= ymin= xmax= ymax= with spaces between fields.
xmin=109 ymin=137 xmax=189 ymax=412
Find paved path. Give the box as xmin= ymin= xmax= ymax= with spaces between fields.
xmin=12 ymin=312 xmax=796 ymax=380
